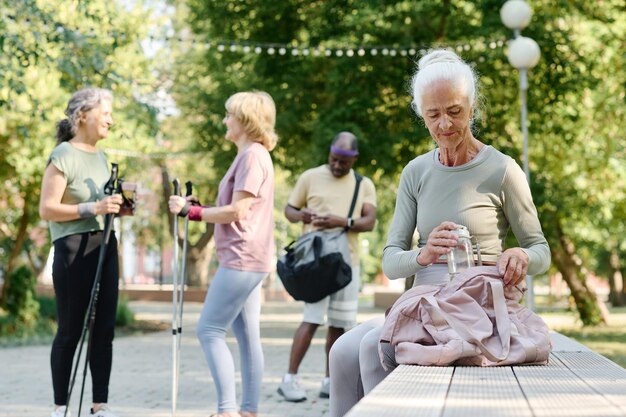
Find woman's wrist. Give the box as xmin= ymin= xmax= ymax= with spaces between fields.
xmin=188 ymin=205 xmax=203 ymax=221
xmin=416 ymin=250 xmax=432 ymax=267
xmin=78 ymin=202 xmax=97 ymax=218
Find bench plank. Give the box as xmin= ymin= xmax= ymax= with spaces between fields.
xmin=550 ymin=332 xmax=592 ymax=352
xmin=553 ymin=351 xmax=626 ymax=414
xmin=346 ymin=333 xmax=626 ymax=417
xmin=514 ymin=353 xmax=625 ymax=417
xmin=444 ymin=366 xmax=531 ymax=417
xmin=344 ymin=366 xmax=452 ymax=417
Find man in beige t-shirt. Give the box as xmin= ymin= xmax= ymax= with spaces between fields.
xmin=278 ymin=132 xmax=377 ymax=402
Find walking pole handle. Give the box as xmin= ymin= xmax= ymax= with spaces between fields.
xmin=185 ymin=181 xmax=193 ymax=197
xmin=173 ymin=178 xmax=181 ymax=196
xmin=104 ymin=163 xmax=119 ymax=196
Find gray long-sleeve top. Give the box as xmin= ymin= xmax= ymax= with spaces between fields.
xmin=382 ymin=146 xmax=550 ymax=284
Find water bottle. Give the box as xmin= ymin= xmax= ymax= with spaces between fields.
xmin=447 ymin=225 xmax=474 ymax=279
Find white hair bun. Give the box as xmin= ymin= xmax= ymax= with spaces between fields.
xmin=418 ymin=49 xmax=463 ymax=70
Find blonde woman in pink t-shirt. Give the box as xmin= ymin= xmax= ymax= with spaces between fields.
xmin=169 ymin=91 xmax=277 ymax=417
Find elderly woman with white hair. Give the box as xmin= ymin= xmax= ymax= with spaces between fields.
xmin=328 ymin=49 xmax=550 ymax=417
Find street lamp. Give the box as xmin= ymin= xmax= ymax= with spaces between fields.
xmin=501 ymin=0 xmax=541 ymax=310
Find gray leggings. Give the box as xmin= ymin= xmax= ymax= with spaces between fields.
xmin=196 ymin=266 xmax=267 ymax=414
xmin=329 ymin=317 xmax=397 ymax=417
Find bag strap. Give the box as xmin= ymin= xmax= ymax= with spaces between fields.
xmin=347 ymin=172 xmax=363 ymax=219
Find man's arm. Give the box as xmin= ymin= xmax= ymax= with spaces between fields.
xmin=351 ymin=202 xmax=376 ymax=232
xmin=310 ymin=203 xmax=377 ymax=231
xmin=284 ymin=204 xmax=316 ymax=224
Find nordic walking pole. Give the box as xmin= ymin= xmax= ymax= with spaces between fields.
xmin=174 ymin=181 xmax=193 ymax=409
xmin=171 ymin=178 xmax=181 ymax=417
xmin=65 ymin=163 xmax=119 ymax=417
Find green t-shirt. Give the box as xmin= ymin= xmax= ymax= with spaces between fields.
xmin=47 ymin=142 xmax=111 ymax=242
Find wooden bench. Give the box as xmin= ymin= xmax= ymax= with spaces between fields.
xmin=346 ymin=332 xmax=626 ymax=417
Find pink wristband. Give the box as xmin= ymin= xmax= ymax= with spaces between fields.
xmin=188 ymin=206 xmax=203 ymax=221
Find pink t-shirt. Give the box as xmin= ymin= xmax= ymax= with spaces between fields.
xmin=214 ymin=142 xmax=275 ymax=272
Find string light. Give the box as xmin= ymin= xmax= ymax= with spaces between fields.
xmin=5 ymin=14 xmax=507 ymax=60
xmin=141 ymin=34 xmax=507 ymax=59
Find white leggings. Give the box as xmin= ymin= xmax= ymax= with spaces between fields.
xmin=329 ymin=317 xmax=397 ymax=417
xmin=196 ymin=266 xmax=267 ymax=414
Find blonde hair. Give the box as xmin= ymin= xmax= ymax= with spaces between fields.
xmin=225 ymin=91 xmax=278 ymax=151
xmin=410 ymin=49 xmax=482 ymax=123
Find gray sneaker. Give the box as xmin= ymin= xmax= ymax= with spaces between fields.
xmin=277 ymin=375 xmax=307 ymax=402
xmin=319 ymin=377 xmax=330 ymax=398
xmin=90 ymin=405 xmax=118 ymax=417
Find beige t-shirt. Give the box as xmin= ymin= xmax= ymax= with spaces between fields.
xmin=288 ymin=165 xmax=377 ymax=265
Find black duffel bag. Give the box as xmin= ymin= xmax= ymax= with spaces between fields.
xmin=277 ymin=229 xmax=352 ymax=303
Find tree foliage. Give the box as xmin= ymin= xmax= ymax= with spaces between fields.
xmin=2 ymin=0 xmax=624 ymax=326
xmin=0 ymin=0 xmax=160 ymax=298
xmin=171 ymin=0 xmax=625 ymax=324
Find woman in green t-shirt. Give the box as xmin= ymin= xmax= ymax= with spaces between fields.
xmin=40 ymin=88 xmax=123 ymax=417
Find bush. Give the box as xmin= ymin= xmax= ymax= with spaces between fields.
xmin=0 ymin=266 xmax=40 ymax=329
xmin=37 ymin=296 xmax=57 ymax=320
xmin=115 ymin=296 xmax=135 ymax=327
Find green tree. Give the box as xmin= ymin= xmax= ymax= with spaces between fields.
xmin=171 ymin=0 xmax=624 ymax=324
xmin=0 ymin=0 xmax=160 ymax=304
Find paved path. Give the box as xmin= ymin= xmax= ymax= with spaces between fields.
xmin=1 ymin=299 xmax=384 ymax=417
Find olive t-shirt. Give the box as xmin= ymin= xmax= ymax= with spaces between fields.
xmin=47 ymin=142 xmax=110 ymax=242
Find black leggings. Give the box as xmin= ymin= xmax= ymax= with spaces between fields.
xmin=51 ymin=231 xmax=119 ymax=405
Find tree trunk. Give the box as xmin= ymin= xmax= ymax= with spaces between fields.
xmin=608 ymin=249 xmax=625 ymax=306
xmin=185 ymin=240 xmax=214 ymax=287
xmin=553 ymin=220 xmax=606 ymax=325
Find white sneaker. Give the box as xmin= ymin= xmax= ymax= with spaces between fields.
xmin=277 ymin=374 xmax=307 ymax=402
xmin=50 ymin=406 xmax=70 ymax=417
xmin=90 ymin=405 xmax=118 ymax=417
xmin=319 ymin=377 xmax=330 ymax=398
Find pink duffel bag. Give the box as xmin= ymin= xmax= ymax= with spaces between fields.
xmin=379 ymin=266 xmax=552 ymax=368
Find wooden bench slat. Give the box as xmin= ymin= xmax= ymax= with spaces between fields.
xmin=344 ymin=366 xmax=452 ymax=417
xmin=514 ymin=353 xmax=625 ymax=417
xmin=553 ymin=351 xmax=626 ymax=413
xmin=346 ymin=333 xmax=626 ymax=417
xmin=550 ymin=332 xmax=593 ymax=352
xmin=444 ymin=366 xmax=531 ymax=417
